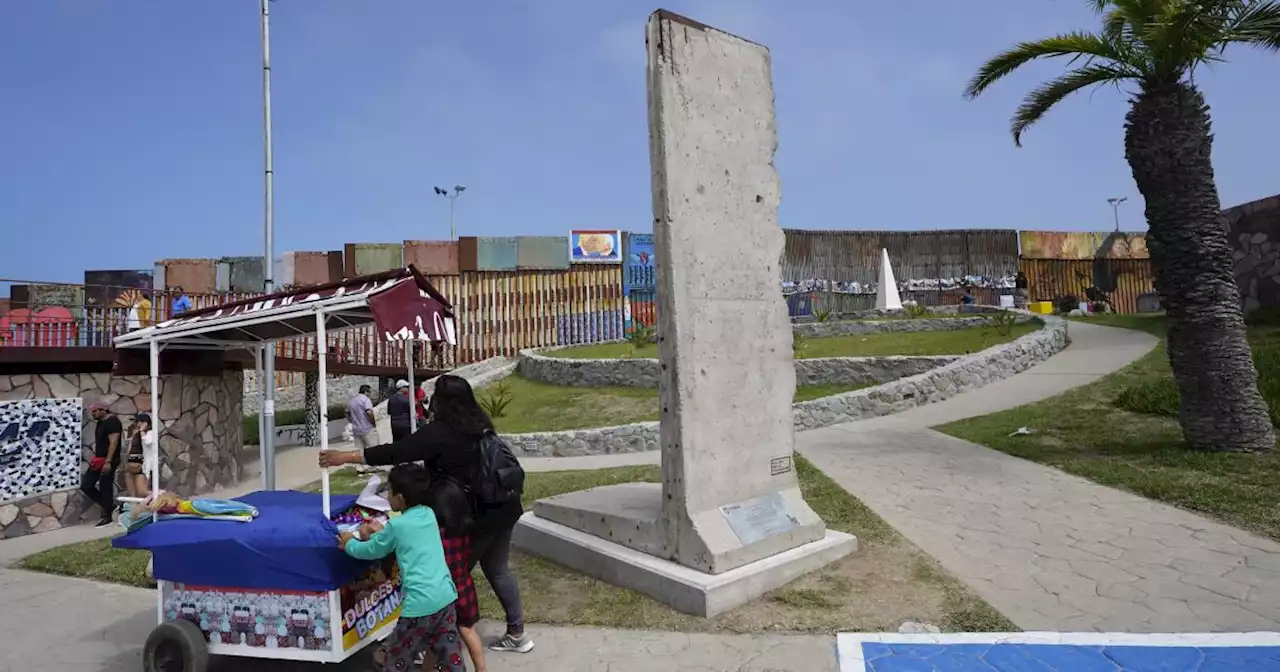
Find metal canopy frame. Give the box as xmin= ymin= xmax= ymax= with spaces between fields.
xmin=112 ymin=270 xmax=451 ymax=520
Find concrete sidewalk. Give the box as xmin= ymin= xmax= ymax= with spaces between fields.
xmin=799 ymin=322 xmax=1280 ymax=633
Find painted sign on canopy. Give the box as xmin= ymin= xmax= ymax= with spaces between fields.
xmin=339 ymin=556 xmax=403 ymax=650
xmin=366 ymin=278 xmax=457 ymax=345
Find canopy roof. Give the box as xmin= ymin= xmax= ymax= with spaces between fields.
xmin=113 ymin=266 xmax=454 ymax=351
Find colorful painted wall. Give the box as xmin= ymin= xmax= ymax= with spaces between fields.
xmin=1017 ymin=230 xmax=1154 ymax=312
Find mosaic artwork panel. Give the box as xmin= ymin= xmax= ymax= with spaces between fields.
xmin=0 ymin=398 xmax=82 ymax=503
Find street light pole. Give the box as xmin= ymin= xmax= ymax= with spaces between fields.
xmin=1107 ymin=196 xmax=1128 ymax=233
xmin=260 ymin=0 xmax=277 ymax=490
xmin=434 ymin=185 xmax=467 ymax=240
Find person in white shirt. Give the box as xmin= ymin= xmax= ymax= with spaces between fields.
xmin=124 ymin=413 xmax=158 ymax=499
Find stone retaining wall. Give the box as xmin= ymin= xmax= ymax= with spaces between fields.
xmin=791 ymin=316 xmax=1066 ymax=430
xmin=518 ymin=348 xmax=957 ymax=388
xmin=0 ymin=371 xmax=244 ymax=539
xmin=503 ymin=315 xmax=1066 ymax=457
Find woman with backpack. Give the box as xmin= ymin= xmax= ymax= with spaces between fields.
xmin=318 ymin=374 xmax=534 ymax=654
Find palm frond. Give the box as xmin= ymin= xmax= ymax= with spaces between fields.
xmin=1010 ymin=64 xmax=1135 ymax=147
xmin=1225 ymin=0 xmax=1280 ymax=50
xmin=964 ymin=31 xmax=1135 ymax=99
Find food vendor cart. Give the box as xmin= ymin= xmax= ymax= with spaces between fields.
xmin=111 ymin=266 xmax=455 ymax=672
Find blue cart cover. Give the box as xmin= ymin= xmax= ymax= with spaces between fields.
xmin=113 ymin=490 xmax=366 ymax=592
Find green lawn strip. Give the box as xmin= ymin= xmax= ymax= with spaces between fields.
xmin=480 ymin=374 xmax=869 ymax=434
xmin=796 ymin=323 xmax=1039 ymax=358
xmin=20 ymin=458 xmax=1013 ymax=633
xmin=938 ymin=314 xmax=1280 ymax=543
xmin=557 ymin=323 xmax=1038 ymax=360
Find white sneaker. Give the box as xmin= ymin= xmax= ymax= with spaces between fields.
xmin=489 ymin=632 xmax=534 ymax=653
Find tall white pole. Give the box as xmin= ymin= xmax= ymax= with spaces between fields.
xmin=316 ymin=313 xmax=331 ymax=517
xmin=449 ymin=196 xmax=456 ymax=242
xmin=148 ymin=341 xmax=162 ymax=497
xmin=407 ymin=340 xmax=417 ymax=432
xmin=260 ymin=0 xmax=278 ymax=490
xmin=255 ymin=346 xmax=267 ymax=490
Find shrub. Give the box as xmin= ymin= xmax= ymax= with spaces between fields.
xmin=1114 ymin=379 xmax=1181 ymax=418
xmin=1114 ymin=340 xmax=1280 ymax=427
xmin=815 ymin=308 xmax=832 ymax=323
xmin=904 ymin=303 xmax=930 ymax=319
xmin=1245 ymin=308 xmax=1280 ymax=327
xmin=986 ymin=311 xmax=1018 ymax=336
xmin=626 ymin=324 xmax=656 ymax=354
xmin=478 ymin=379 xmax=514 ymax=419
xmin=793 ymin=331 xmax=807 ymax=356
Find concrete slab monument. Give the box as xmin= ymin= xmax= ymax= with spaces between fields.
xmin=513 ymin=9 xmax=857 ymax=617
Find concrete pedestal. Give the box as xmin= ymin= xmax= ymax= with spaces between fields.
xmin=514 ymin=511 xmax=857 ymax=617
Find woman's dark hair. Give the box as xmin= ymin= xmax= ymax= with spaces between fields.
xmin=387 ymin=463 xmax=433 ymax=508
xmin=427 ymin=374 xmax=494 ymax=438
xmin=426 ymin=477 xmax=474 ymax=537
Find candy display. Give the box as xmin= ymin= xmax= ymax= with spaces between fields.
xmin=330 ymin=506 xmax=389 ymax=536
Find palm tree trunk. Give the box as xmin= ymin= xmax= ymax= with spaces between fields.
xmin=1125 ymin=82 xmax=1274 ymax=452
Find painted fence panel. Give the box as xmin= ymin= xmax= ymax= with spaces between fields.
xmin=157 ymin=259 xmax=217 ymax=293
xmin=403 ymin=241 xmax=459 ymax=275
xmin=475 ymin=237 xmax=519 ymax=271
xmin=0 ymin=398 xmax=83 ymax=504
xmin=344 ymin=244 xmax=403 ymax=277
xmin=1018 ymin=231 xmax=1149 ymax=260
xmin=516 ymin=236 xmax=569 ymax=270
xmin=1020 ymin=258 xmax=1155 ymax=314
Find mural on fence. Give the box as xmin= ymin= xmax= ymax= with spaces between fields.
xmin=0 ymin=398 xmax=82 ymax=504
xmin=1018 ymin=231 xmax=1149 ymax=260
xmin=779 ymin=230 xmax=1020 ymax=316
xmin=1018 ymin=231 xmax=1155 ymax=311
xmin=83 ymin=270 xmax=154 ymax=308
xmin=570 ymin=230 xmax=623 ymax=264
xmin=623 ymin=233 xmax=656 ymax=332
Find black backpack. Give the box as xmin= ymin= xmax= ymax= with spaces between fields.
xmin=472 ymin=430 xmax=525 ymax=505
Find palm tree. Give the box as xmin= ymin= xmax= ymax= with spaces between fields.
xmin=964 ymin=0 xmax=1280 ymax=452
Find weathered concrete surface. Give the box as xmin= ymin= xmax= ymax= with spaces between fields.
xmin=643 ymin=9 xmax=825 ymax=574
xmin=793 ymin=314 xmax=1036 ymax=338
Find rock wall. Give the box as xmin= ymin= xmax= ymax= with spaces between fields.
xmin=1226 ymin=194 xmax=1280 ymax=313
xmin=0 ymin=371 xmax=244 ymax=539
xmin=792 ymin=316 xmax=1067 ymax=430
xmin=503 ymin=316 xmax=1066 ymax=457
xmin=518 ymin=348 xmax=957 ymax=388
xmin=241 ymin=372 xmax=377 ymax=417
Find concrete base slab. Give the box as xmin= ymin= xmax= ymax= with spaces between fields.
xmin=513 ymin=511 xmax=857 ymax=617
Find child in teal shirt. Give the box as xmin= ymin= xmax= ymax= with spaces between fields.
xmin=339 ymin=464 xmax=464 ymax=672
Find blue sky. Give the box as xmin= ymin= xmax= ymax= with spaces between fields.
xmin=2 ymin=0 xmax=1276 ymax=286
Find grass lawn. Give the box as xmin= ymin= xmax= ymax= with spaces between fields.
xmin=938 ymin=313 xmax=1280 ymax=543
xmin=556 ymin=322 xmax=1039 ymax=360
xmin=20 ymin=458 xmax=1014 ymax=634
xmin=477 ymin=374 xmax=870 ymax=434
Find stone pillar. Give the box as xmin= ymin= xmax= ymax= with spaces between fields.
xmin=645 ymin=11 xmax=825 ymax=573
xmin=302 ymin=371 xmax=319 ymax=447
xmin=512 ymin=11 xmax=854 ymax=617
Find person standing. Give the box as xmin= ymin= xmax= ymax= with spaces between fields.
xmin=124 ymin=413 xmax=157 ymax=500
xmin=388 ymin=380 xmax=413 ymax=442
xmin=346 ymin=384 xmax=379 ymax=449
xmin=171 ymin=287 xmax=193 ymax=318
xmin=319 ymin=375 xmax=534 ymax=654
xmin=81 ymin=401 xmax=122 ymax=527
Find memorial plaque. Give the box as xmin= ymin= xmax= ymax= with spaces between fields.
xmin=719 ymin=492 xmax=799 ymax=546
xmin=770 ymin=455 xmax=792 ymax=476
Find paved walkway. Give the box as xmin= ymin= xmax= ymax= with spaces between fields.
xmin=799 ymin=322 xmax=1280 ymax=633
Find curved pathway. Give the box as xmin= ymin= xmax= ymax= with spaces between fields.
xmin=799 ymin=322 xmax=1280 ymax=633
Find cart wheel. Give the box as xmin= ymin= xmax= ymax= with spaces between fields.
xmin=143 ymin=619 xmax=209 ymax=672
